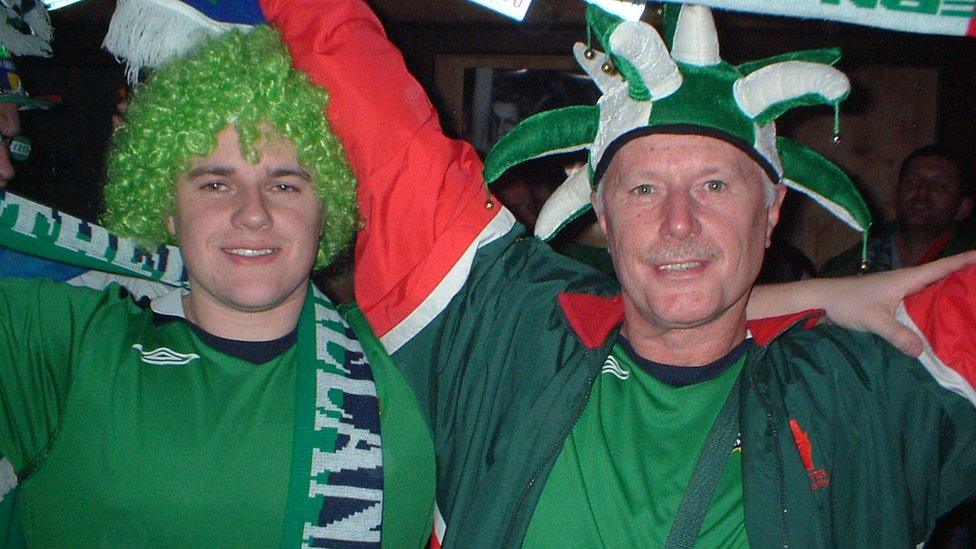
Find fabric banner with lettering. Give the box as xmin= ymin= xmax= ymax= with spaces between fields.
xmin=659 ymin=0 xmax=976 ymax=37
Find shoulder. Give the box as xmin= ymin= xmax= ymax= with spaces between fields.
xmin=491 ymin=237 xmax=618 ymax=299
xmin=0 ymin=278 xmax=151 ymax=322
xmin=759 ymin=323 xmax=947 ymax=400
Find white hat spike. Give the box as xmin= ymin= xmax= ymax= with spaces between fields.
xmin=734 ymin=61 xmax=851 ymax=121
xmin=534 ymin=165 xmax=594 ymax=241
xmin=608 ymin=20 xmax=682 ymax=99
xmin=670 ymin=4 xmax=720 ymax=66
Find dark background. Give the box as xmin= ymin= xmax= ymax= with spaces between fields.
xmin=14 ymin=0 xmax=976 ymax=231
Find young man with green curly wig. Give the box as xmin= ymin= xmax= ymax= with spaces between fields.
xmin=0 ymin=26 xmax=434 ymax=548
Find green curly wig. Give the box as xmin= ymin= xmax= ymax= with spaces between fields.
xmin=103 ymin=25 xmax=356 ymax=269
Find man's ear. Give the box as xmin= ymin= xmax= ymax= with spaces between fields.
xmin=765 ymin=184 xmax=788 ymax=248
xmin=954 ymin=196 xmax=974 ymax=222
xmin=591 ymin=190 xmax=608 ymax=235
xmin=165 ymin=214 xmax=176 ymax=236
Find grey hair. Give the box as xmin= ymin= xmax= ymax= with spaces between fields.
xmin=592 ymin=177 xmax=606 ymax=217
xmin=762 ymin=176 xmax=777 ymax=207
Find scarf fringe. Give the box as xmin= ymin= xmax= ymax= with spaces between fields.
xmin=103 ymin=0 xmax=246 ymax=83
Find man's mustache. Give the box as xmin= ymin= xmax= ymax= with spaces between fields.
xmin=644 ymin=242 xmax=721 ymax=263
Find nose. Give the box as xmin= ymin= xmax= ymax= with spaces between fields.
xmin=231 ymin=186 xmax=272 ymax=230
xmin=0 ymin=145 xmax=15 ymax=188
xmin=914 ymin=183 xmax=938 ymax=200
xmin=659 ymin=191 xmax=701 ymax=240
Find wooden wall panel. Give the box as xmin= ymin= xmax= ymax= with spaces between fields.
xmin=780 ymin=65 xmax=939 ymax=268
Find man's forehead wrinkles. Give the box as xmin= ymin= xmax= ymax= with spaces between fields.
xmin=616 ymin=162 xmax=738 ymax=183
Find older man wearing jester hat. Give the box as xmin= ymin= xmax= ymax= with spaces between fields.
xmin=0 ymin=0 xmax=968 ymax=546
xmin=246 ymin=0 xmax=976 ymax=546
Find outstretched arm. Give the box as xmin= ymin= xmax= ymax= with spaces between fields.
xmin=748 ymin=251 xmax=976 ymax=356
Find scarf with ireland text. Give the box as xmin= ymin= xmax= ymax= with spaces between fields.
xmin=0 ymin=190 xmax=383 ymax=547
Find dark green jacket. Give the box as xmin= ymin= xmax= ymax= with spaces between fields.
xmin=394 ymin=232 xmax=976 ymax=548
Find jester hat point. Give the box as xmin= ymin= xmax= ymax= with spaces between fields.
xmin=484 ymin=3 xmax=871 ymax=260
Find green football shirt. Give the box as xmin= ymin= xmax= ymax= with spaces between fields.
xmin=0 ymin=279 xmax=434 ymax=548
xmin=523 ymin=339 xmax=750 ymax=548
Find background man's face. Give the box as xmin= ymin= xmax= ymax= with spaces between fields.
xmin=595 ymin=134 xmax=784 ymax=334
xmin=0 ymin=102 xmax=20 ymax=187
xmin=495 ymin=177 xmax=540 ymax=230
xmin=896 ymin=155 xmax=970 ymax=234
xmin=167 ymin=125 xmax=323 ymax=316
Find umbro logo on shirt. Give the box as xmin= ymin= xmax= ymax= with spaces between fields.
xmin=601 ymin=356 xmax=630 ymax=380
xmin=132 ymin=344 xmax=200 ymax=366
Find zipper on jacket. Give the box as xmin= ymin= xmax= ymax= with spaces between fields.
xmin=747 ymin=346 xmax=791 ymax=549
xmin=501 ymin=367 xmax=598 ymax=547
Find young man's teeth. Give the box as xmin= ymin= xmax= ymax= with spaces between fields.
xmin=660 ymin=261 xmax=701 ymax=272
xmin=228 ymin=248 xmax=275 ymax=257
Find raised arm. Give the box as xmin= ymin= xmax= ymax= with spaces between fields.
xmin=261 ymin=0 xmax=509 ymax=345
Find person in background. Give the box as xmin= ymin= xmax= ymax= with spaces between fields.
xmin=0 ymin=45 xmax=49 ymax=189
xmin=0 ymin=100 xmax=19 ymax=186
xmin=491 ymin=159 xmax=561 ymax=233
xmin=0 ymin=46 xmax=98 ymax=284
xmin=821 ymin=145 xmax=975 ymax=276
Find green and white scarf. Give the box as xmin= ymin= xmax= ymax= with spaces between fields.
xmin=0 ymin=190 xmax=383 ymax=547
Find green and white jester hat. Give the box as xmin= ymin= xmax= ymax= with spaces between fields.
xmin=484 ymin=3 xmax=872 ymax=264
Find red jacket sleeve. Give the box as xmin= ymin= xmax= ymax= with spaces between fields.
xmin=261 ymin=0 xmax=509 ymax=341
xmin=899 ymin=264 xmax=976 ymax=404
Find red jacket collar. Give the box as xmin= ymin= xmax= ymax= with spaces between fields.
xmin=558 ymin=292 xmax=824 ymax=349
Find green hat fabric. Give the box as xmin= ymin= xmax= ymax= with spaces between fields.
xmin=484 ymin=3 xmax=871 ymax=256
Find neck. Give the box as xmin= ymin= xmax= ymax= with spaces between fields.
xmin=621 ymin=305 xmax=748 ymax=367
xmin=182 ymin=286 xmax=307 ymax=342
xmin=895 ymin=226 xmax=953 ymax=267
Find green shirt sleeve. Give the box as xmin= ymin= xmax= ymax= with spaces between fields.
xmin=0 ymin=279 xmax=111 ymax=476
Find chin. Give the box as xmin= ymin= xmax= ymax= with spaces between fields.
xmin=226 ymin=287 xmax=302 ymax=313
xmin=655 ymin=311 xmax=720 ymax=330
xmin=645 ymin=292 xmax=730 ymax=329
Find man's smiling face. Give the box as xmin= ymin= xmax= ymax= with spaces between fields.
xmin=595 ymin=133 xmax=785 ymax=338
xmin=168 ymin=124 xmax=323 ymax=320
xmin=896 ymin=155 xmax=970 ymax=235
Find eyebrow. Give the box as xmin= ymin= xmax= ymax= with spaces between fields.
xmin=185 ymin=165 xmax=312 ymax=181
xmin=186 ymin=165 xmax=233 ymax=178
xmin=269 ymin=167 xmax=312 ymax=181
